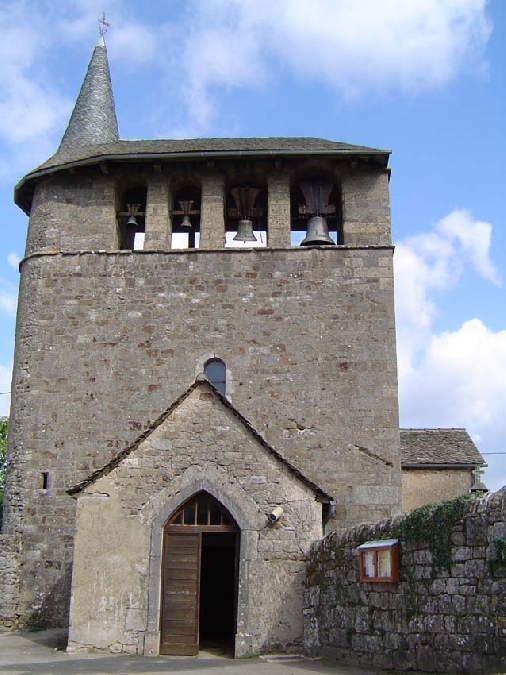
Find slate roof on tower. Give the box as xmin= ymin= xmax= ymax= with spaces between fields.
xmin=15 ymin=136 xmax=391 ymax=213
xmin=14 ymin=34 xmax=391 ymax=214
xmin=58 ymin=35 xmax=119 ymax=151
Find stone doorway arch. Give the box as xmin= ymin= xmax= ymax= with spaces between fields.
xmin=143 ymin=474 xmax=261 ymax=657
xmin=160 ymin=492 xmax=240 ymax=655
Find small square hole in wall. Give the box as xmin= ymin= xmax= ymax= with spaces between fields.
xmin=41 ymin=472 xmax=49 ymax=490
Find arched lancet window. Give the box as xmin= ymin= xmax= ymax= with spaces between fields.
xmin=204 ymin=358 xmax=226 ymax=396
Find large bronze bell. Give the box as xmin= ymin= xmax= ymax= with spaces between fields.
xmin=178 ymin=201 xmax=194 ymax=228
xmin=300 ymin=216 xmax=335 ymax=246
xmin=233 ymin=218 xmax=257 ymax=242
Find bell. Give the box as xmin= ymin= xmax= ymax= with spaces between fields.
xmin=233 ymin=219 xmax=257 ymax=242
xmin=126 ymin=215 xmax=138 ymax=227
xmin=300 ymin=216 xmax=335 ymax=246
xmin=178 ymin=200 xmax=194 ymax=229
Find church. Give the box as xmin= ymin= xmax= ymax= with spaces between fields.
xmin=0 ymin=37 xmax=484 ymax=657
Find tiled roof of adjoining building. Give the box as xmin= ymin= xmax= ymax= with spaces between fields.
xmin=400 ymin=428 xmax=486 ymax=467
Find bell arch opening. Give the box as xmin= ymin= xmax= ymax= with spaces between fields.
xmin=225 ymin=182 xmax=268 ymax=247
xmin=290 ymin=174 xmax=341 ymax=246
xmin=160 ymin=491 xmax=240 ymax=656
xmin=116 ymin=183 xmax=147 ymax=250
xmin=171 ymin=183 xmax=201 ymax=249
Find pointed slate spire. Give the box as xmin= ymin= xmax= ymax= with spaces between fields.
xmin=58 ymin=36 xmax=119 ymax=151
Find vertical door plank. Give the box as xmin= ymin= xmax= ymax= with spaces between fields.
xmin=160 ymin=531 xmax=200 ymax=655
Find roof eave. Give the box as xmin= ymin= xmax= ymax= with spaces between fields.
xmin=67 ymin=378 xmax=333 ymax=504
xmin=402 ymin=462 xmax=487 ymax=469
xmin=15 ymin=146 xmax=391 ymax=215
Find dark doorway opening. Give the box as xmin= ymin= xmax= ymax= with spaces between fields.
xmin=160 ymin=492 xmax=240 ymax=656
xmin=199 ymin=532 xmax=237 ymax=653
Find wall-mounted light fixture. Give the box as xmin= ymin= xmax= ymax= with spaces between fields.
xmin=267 ymin=506 xmax=284 ymax=524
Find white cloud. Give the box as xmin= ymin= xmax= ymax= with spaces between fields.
xmin=437 ymin=209 xmax=501 ymax=285
xmin=0 ymin=363 xmax=12 ymax=417
xmin=0 ymin=281 xmax=17 ymax=317
xmin=0 ymin=71 xmax=70 ymax=146
xmin=0 ymin=3 xmax=71 ymax=177
xmin=169 ymin=0 xmax=491 ymax=132
xmin=401 ymin=319 xmax=506 ymax=428
xmin=57 ymin=0 xmax=119 ymax=43
xmin=394 ymin=209 xmax=500 ymax=376
xmin=395 ymin=209 xmax=506 ymax=491
xmin=0 ymin=0 xmax=492 ymax=145
xmin=57 ymin=0 xmax=158 ymax=67
xmin=0 ymin=5 xmax=70 ymax=144
xmin=107 ymin=24 xmax=158 ymax=67
xmin=7 ymin=254 xmax=21 ymax=271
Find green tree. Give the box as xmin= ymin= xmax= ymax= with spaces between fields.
xmin=0 ymin=417 xmax=7 ymax=525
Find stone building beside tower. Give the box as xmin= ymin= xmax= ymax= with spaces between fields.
xmin=0 ymin=37 xmax=484 ymax=656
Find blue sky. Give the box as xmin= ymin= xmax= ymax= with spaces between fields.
xmin=0 ymin=0 xmax=504 ymax=490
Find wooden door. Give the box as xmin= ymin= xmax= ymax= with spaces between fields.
xmin=160 ymin=532 xmax=201 ymax=655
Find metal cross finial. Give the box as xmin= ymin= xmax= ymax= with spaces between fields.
xmin=99 ymin=12 xmax=111 ymax=37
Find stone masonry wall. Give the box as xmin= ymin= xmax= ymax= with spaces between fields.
xmin=68 ymin=383 xmax=323 ymax=656
xmin=341 ymin=170 xmax=391 ymax=246
xmin=25 ymin=173 xmax=117 ymax=255
xmin=0 ymin=535 xmax=19 ymax=627
xmin=3 ymin=156 xmax=399 ymax=627
xmin=304 ymin=488 xmax=506 ymax=674
xmin=4 ymin=245 xmax=400 ymax=626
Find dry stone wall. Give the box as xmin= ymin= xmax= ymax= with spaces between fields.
xmin=304 ymin=488 xmax=506 ymax=674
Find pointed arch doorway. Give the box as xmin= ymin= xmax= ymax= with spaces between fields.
xmin=160 ymin=491 xmax=240 ymax=656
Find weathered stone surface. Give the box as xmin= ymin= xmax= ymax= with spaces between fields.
xmin=69 ymin=384 xmax=323 ymax=655
xmin=304 ymin=488 xmax=506 ymax=673
xmin=3 ymin=149 xmax=401 ymax=640
xmin=3 ymin=243 xmax=399 ymax=623
xmin=0 ymin=536 xmax=19 ymax=626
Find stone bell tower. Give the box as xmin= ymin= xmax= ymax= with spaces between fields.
xmin=1 ymin=35 xmax=400 ymax=633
